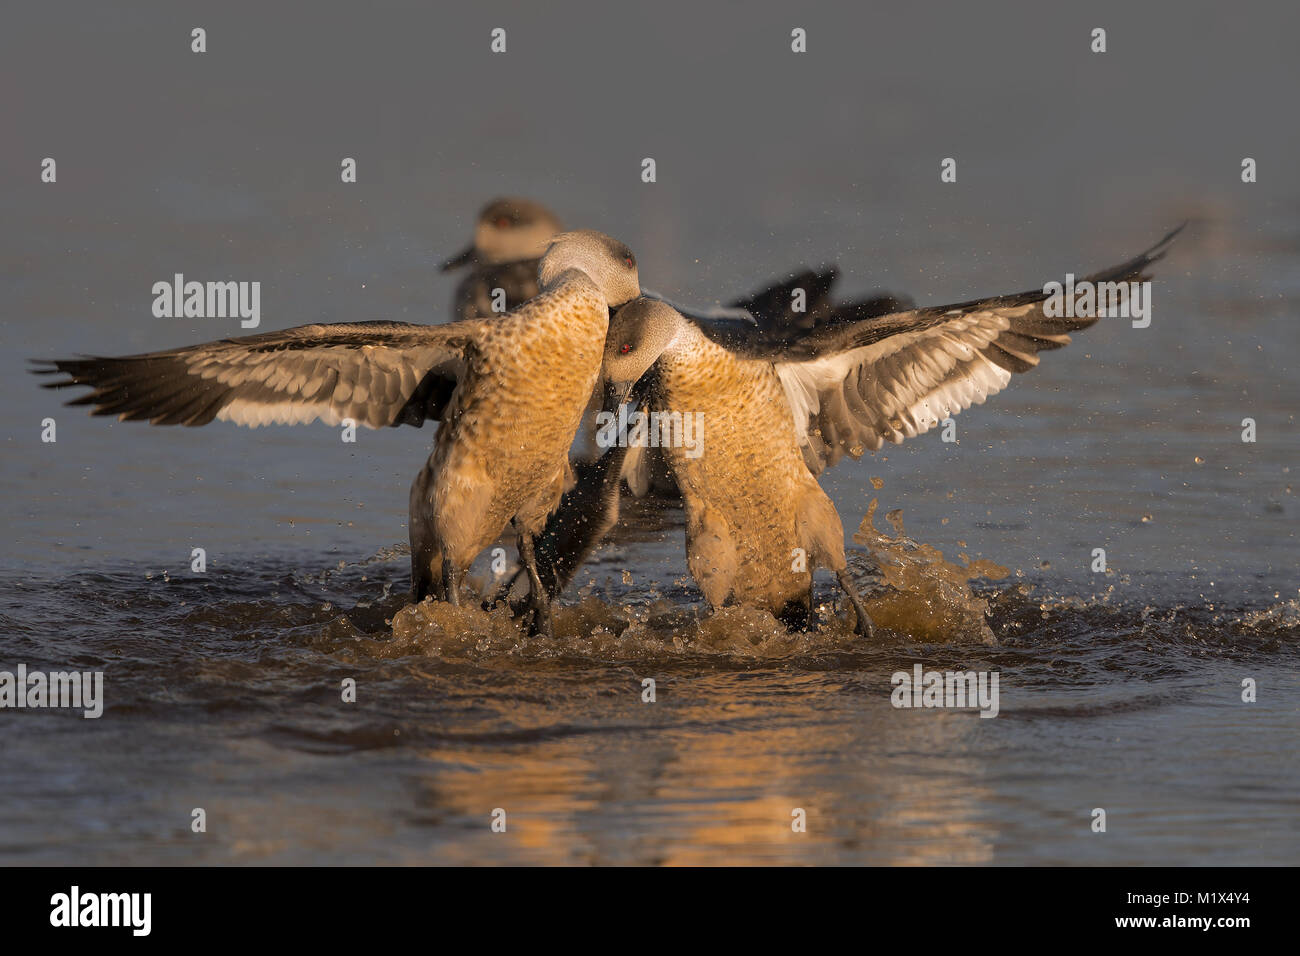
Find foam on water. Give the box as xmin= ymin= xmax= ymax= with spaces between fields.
xmin=371 ymin=494 xmax=1017 ymax=660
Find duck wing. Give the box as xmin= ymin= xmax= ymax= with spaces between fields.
xmin=696 ymin=225 xmax=1183 ymax=471
xmin=33 ymin=319 xmax=485 ymax=430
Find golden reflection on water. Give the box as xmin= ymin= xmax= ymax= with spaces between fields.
xmin=367 ymin=501 xmax=1010 ymax=865
xmin=403 ymin=683 xmax=996 ymax=865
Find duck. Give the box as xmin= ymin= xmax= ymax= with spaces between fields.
xmin=35 ymin=230 xmax=643 ymax=637
xmin=439 ymin=197 xmax=565 ymax=321
xmin=530 ymin=227 xmax=1183 ymax=635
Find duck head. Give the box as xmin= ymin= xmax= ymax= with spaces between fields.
xmin=538 ymin=230 xmax=642 ymax=308
xmin=441 ymin=197 xmax=562 ymax=270
xmin=603 ymin=297 xmax=687 ymax=404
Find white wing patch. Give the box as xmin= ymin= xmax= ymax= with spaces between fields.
xmin=215 ymin=400 xmax=350 ymax=429
xmin=775 ymin=360 xmax=829 ymax=442
xmin=895 ymin=349 xmax=1012 ymax=438
xmin=776 ymin=310 xmax=1023 ymax=464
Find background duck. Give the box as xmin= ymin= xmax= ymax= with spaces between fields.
xmin=440 ymin=197 xmax=565 ymax=321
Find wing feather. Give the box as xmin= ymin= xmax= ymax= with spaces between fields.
xmin=768 ymin=227 xmax=1182 ymax=470
xmin=33 ymin=319 xmax=482 ymax=430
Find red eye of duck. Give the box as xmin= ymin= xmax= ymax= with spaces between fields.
xmin=624 ymin=255 xmax=634 ymax=267
xmin=495 ymin=216 xmax=511 ymax=228
xmin=620 ymin=344 xmax=632 ymax=354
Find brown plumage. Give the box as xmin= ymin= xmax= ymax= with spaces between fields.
xmin=604 ymin=301 xmax=875 ymax=633
xmin=569 ymin=226 xmax=1183 ymax=633
xmin=34 ymin=229 xmax=643 ymax=636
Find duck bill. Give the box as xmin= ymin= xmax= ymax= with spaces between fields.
xmin=603 ymin=366 xmax=659 ymax=413
xmin=602 ymin=380 xmax=637 ymax=413
xmin=641 ymin=288 xmax=757 ymax=325
xmin=439 ymin=244 xmax=475 ymax=272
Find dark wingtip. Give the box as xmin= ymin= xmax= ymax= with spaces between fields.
xmin=1143 ymin=221 xmax=1187 ymax=264
xmin=1081 ymin=223 xmax=1186 ymax=286
xmin=28 ymin=358 xmax=63 ymax=377
xmin=30 ymin=356 xmax=101 ymax=391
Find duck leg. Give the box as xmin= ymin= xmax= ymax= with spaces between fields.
xmin=411 ymin=543 xmax=444 ymax=602
xmin=835 ymin=568 xmax=875 ymax=639
xmin=408 ymin=464 xmax=442 ymax=602
xmin=489 ymin=438 xmax=633 ymax=613
xmin=412 ymin=563 xmax=435 ymax=603
xmin=805 ymin=578 xmax=819 ymax=633
xmin=441 ymin=549 xmax=463 ymax=607
xmin=515 ymin=523 xmax=554 ymax=638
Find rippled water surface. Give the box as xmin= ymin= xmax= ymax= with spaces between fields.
xmin=1 ymin=2 xmax=1297 ymax=864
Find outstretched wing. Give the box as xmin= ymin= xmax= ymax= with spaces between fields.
xmin=746 ymin=226 xmax=1182 ymax=470
xmin=33 ymin=319 xmax=483 ymax=429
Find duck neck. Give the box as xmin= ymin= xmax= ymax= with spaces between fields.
xmin=658 ymin=315 xmax=698 ymax=360
xmin=540 ymin=267 xmax=593 ymax=295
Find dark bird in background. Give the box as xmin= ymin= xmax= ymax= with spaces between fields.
xmin=441 ymin=197 xmax=913 ymax=333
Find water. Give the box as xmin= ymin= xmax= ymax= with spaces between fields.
xmin=1 ymin=2 xmax=1298 ymax=865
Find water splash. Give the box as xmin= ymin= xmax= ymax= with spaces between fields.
xmin=848 ymin=498 xmax=1008 ymax=645
xmin=384 ymin=596 xmax=865 ymax=663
